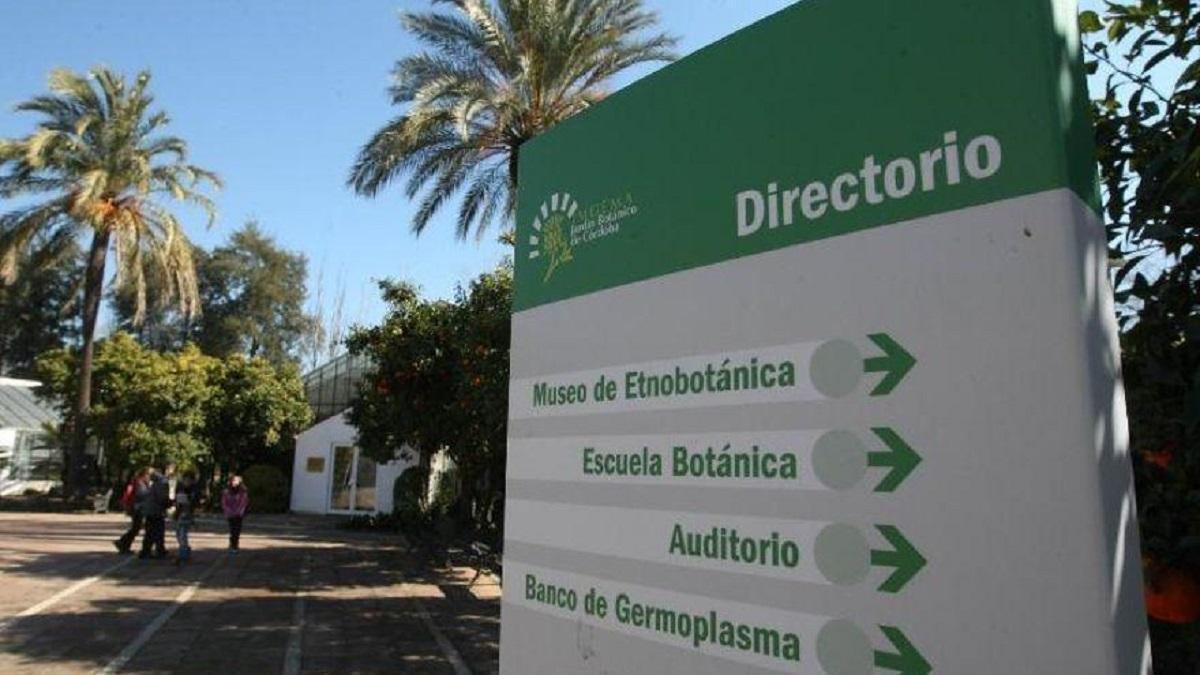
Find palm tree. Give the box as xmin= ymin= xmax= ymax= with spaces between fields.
xmin=0 ymin=67 xmax=219 ymax=495
xmin=349 ymin=0 xmax=675 ymax=239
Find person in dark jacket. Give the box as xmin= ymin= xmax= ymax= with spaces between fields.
xmin=113 ymin=468 xmax=148 ymax=554
xmin=138 ymin=468 xmax=169 ymax=559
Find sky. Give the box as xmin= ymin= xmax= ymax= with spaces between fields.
xmin=0 ymin=0 xmax=801 ymax=330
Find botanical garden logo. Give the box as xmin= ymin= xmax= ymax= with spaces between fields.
xmin=528 ymin=190 xmax=639 ymax=283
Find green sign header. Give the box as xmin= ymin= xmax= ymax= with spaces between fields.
xmin=513 ymin=0 xmax=1096 ymax=311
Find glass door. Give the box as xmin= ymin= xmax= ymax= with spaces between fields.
xmin=330 ymin=445 xmax=355 ymax=511
xmin=329 ymin=445 xmax=378 ymax=513
xmin=354 ymin=452 xmax=376 ymax=511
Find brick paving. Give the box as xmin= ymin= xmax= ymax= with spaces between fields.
xmin=0 ymin=513 xmax=500 ymax=674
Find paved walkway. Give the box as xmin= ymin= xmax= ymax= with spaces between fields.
xmin=0 ymin=513 xmax=500 ymax=674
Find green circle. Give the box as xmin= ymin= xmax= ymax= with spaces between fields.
xmin=817 ymin=619 xmax=873 ymax=675
xmin=812 ymin=430 xmax=868 ymax=490
xmin=810 ymin=340 xmax=862 ymax=398
xmin=814 ymin=523 xmax=870 ymax=586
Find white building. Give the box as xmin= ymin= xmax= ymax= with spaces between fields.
xmin=289 ymin=411 xmax=415 ymax=515
xmin=289 ymin=354 xmax=417 ymax=515
xmin=0 ymin=378 xmax=61 ymax=496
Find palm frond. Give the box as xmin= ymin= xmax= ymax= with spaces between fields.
xmin=352 ymin=0 xmax=674 ymax=239
xmin=0 ymin=65 xmax=218 ymax=327
xmin=0 ymin=199 xmax=72 ymax=283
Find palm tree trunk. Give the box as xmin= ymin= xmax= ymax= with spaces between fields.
xmin=501 ymin=143 xmax=523 ymax=247
xmin=507 ymin=143 xmax=521 ymax=191
xmin=67 ymin=228 xmax=110 ymax=497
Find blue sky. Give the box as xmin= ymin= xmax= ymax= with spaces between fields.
xmin=0 ymin=0 xmax=802 ymax=329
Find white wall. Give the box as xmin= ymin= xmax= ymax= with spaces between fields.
xmin=0 ymin=428 xmax=18 ymax=495
xmin=289 ymin=412 xmax=416 ymax=515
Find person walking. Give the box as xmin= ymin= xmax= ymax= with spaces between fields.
xmin=139 ymin=467 xmax=169 ymax=559
xmin=221 ymin=475 xmax=249 ymax=552
xmin=172 ymin=473 xmax=199 ymax=565
xmin=113 ymin=469 xmax=148 ymax=554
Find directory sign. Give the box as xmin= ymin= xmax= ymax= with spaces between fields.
xmin=500 ymin=0 xmax=1149 ymax=672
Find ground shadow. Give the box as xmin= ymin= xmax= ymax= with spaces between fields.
xmin=0 ymin=517 xmax=500 ymax=674
xmin=0 ymin=591 xmax=498 ymax=674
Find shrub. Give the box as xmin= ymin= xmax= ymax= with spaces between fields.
xmin=392 ymin=466 xmax=430 ymax=514
xmin=241 ymin=464 xmax=289 ymax=513
xmin=388 ymin=466 xmax=431 ymax=535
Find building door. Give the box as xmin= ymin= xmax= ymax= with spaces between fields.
xmin=329 ymin=445 xmax=377 ymax=513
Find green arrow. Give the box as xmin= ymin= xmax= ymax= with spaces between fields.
xmin=868 ymin=427 xmax=922 ymax=492
xmin=874 ymin=625 xmax=932 ymax=675
xmin=870 ymin=525 xmax=926 ymax=593
xmin=863 ymin=333 xmax=916 ymax=396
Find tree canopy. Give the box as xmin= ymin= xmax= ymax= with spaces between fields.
xmin=348 ymin=0 xmax=676 ymax=238
xmin=110 ymin=221 xmax=316 ymax=365
xmin=205 ymin=354 xmax=312 ymax=474
xmin=33 ymin=333 xmax=310 ymax=478
xmin=192 ymin=222 xmax=314 ymax=365
xmin=0 ymin=234 xmax=80 ymax=377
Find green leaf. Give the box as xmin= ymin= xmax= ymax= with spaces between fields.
xmin=1143 ymin=47 xmax=1174 ymax=73
xmin=1107 ymin=18 xmax=1126 ymax=42
xmin=1078 ymin=10 xmax=1103 ymax=34
xmin=1114 ymin=254 xmax=1148 ymax=289
xmin=1178 ymin=61 xmax=1200 ymax=87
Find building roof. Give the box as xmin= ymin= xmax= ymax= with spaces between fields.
xmin=303 ymin=352 xmax=373 ymax=426
xmin=0 ymin=380 xmax=58 ymax=430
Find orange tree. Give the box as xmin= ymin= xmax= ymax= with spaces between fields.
xmin=346 ymin=265 xmax=512 ymax=540
xmin=1082 ymin=1 xmax=1200 ymax=667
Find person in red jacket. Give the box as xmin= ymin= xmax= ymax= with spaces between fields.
xmin=220 ymin=475 xmax=249 ymax=552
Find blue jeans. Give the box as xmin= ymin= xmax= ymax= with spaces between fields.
xmin=174 ymin=521 xmax=192 ymax=560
